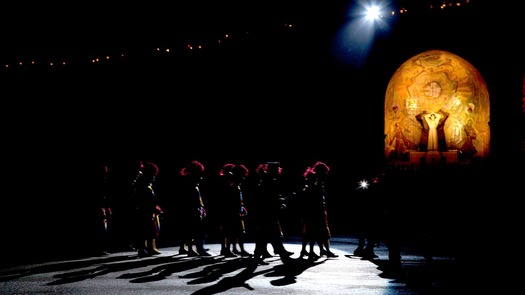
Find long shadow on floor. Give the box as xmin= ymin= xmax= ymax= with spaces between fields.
xmin=371 ymin=258 xmax=463 ymax=295
xmin=187 ymin=257 xmax=325 ymax=295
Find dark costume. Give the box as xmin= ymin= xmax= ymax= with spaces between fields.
xmin=217 ymin=163 xmax=251 ymax=257
xmin=299 ymin=161 xmax=337 ymax=259
xmin=251 ymin=162 xmax=293 ymax=264
xmin=353 ymin=175 xmax=381 ymax=259
xmin=132 ymin=162 xmax=162 ymax=257
xmin=107 ymin=160 xmax=144 ymax=252
xmin=92 ymin=164 xmax=113 ymax=255
xmin=178 ymin=160 xmax=210 ymax=256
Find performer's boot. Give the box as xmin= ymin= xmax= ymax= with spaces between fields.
xmin=148 ymin=239 xmax=161 ymax=255
xmin=137 ymin=240 xmax=150 ymax=257
xmin=187 ymin=242 xmax=199 ymax=257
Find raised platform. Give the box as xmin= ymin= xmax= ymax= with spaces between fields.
xmin=389 ymin=150 xmax=460 ymax=170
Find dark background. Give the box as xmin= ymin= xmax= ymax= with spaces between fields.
xmin=0 ymin=1 xmax=523 ymax=266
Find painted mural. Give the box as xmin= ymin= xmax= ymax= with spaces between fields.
xmin=384 ymin=49 xmax=490 ymax=164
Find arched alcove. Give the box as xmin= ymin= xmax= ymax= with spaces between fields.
xmin=384 ymin=49 xmax=490 ymax=167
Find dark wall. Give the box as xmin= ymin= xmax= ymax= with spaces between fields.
xmin=1 ymin=1 xmax=522 ymax=266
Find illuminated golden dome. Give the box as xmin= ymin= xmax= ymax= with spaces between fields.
xmin=384 ymin=49 xmax=490 ymax=164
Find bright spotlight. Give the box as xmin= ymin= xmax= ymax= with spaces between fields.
xmin=330 ymin=0 xmax=394 ymax=68
xmin=365 ymin=5 xmax=381 ymax=21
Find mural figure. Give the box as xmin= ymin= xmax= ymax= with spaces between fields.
xmin=459 ymin=120 xmax=478 ymax=160
xmin=416 ymin=109 xmax=449 ymax=152
xmin=389 ymin=122 xmax=415 ymax=160
xmin=425 ymin=112 xmax=441 ymax=151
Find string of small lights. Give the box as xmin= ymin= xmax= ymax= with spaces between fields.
xmin=1 ymin=0 xmax=474 ymax=73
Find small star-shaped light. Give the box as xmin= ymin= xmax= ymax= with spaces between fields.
xmin=358 ymin=179 xmax=369 ymax=189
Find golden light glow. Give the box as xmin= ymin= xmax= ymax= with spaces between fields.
xmin=384 ymin=50 xmax=490 ymax=164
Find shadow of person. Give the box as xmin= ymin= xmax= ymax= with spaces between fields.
xmin=373 ymin=259 xmax=405 ymax=280
xmin=372 ymin=258 xmax=461 ymax=295
xmin=47 ymin=255 xmax=178 ymax=285
xmin=126 ymin=256 xmax=220 ymax=283
xmin=265 ymin=257 xmax=325 ymax=286
xmin=191 ymin=261 xmax=274 ymax=295
xmin=181 ymin=257 xmax=254 ymax=284
xmin=1 ymin=254 xmax=137 ymax=282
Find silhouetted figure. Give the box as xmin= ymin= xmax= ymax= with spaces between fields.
xmin=132 ymin=161 xmax=163 ymax=257
xmin=298 ymin=166 xmax=317 ymax=259
xmin=251 ymin=162 xmax=293 ymax=265
xmin=216 ymin=163 xmax=251 ymax=257
xmin=353 ymin=176 xmax=380 ymax=260
xmin=356 ymin=171 xmax=404 ymax=274
xmin=376 ymin=172 xmax=403 ymax=273
xmin=110 ymin=160 xmax=144 ymax=252
xmin=178 ymin=160 xmax=211 ymax=256
xmin=298 ymin=161 xmax=338 ymax=260
xmin=92 ymin=164 xmax=113 ymax=255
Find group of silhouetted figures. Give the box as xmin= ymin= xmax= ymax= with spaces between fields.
xmin=93 ymin=160 xmax=356 ymax=265
xmin=93 ymin=159 xmax=425 ymax=270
